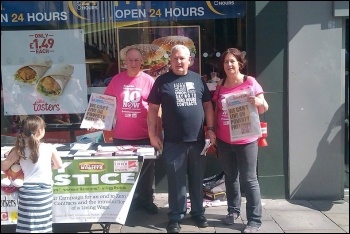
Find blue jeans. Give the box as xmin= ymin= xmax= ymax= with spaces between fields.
xmin=113 ymin=138 xmax=155 ymax=205
xmin=217 ymin=139 xmax=262 ymax=227
xmin=162 ymin=141 xmax=206 ymax=222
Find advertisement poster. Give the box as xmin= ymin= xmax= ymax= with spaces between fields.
xmin=1 ymin=157 xmax=142 ymax=225
xmin=118 ymin=26 xmax=200 ymax=79
xmin=80 ymin=93 xmax=116 ymax=131
xmin=1 ymin=29 xmax=88 ymax=116
xmin=225 ymin=89 xmax=262 ymax=141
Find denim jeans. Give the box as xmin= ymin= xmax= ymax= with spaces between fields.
xmin=113 ymin=138 xmax=155 ymax=205
xmin=217 ymin=139 xmax=262 ymax=227
xmin=162 ymin=141 xmax=206 ymax=222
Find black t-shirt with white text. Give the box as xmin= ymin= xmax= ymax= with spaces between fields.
xmin=147 ymin=70 xmax=211 ymax=142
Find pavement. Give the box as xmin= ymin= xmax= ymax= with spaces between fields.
xmin=2 ymin=191 xmax=348 ymax=233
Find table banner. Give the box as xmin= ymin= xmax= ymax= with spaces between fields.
xmin=1 ymin=156 xmax=142 ymax=225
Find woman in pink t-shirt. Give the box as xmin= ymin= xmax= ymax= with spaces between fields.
xmin=212 ymin=48 xmax=269 ymax=233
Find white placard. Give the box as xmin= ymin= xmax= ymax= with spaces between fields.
xmin=225 ymin=88 xmax=262 ymax=141
xmin=80 ymin=93 xmax=116 ymax=131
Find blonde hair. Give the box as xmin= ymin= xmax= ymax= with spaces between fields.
xmin=15 ymin=116 xmax=46 ymax=163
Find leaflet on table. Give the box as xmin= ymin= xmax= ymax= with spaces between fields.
xmin=80 ymin=93 xmax=116 ymax=131
xmin=73 ymin=150 xmax=96 ymax=156
xmin=97 ymin=145 xmax=136 ymax=152
xmin=224 ymin=88 xmax=262 ymax=141
xmin=136 ymin=146 xmax=155 ymax=156
xmin=70 ymin=142 xmax=93 ymax=151
xmin=76 ymin=131 xmax=104 ymax=143
xmin=95 ymin=145 xmax=155 ymax=156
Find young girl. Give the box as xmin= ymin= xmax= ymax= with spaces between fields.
xmin=1 ymin=115 xmax=63 ymax=233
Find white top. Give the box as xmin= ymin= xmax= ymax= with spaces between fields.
xmin=20 ymin=143 xmax=57 ymax=185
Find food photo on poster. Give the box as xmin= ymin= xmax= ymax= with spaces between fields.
xmin=119 ymin=44 xmax=169 ymax=78
xmin=36 ymin=64 xmax=74 ymax=97
xmin=14 ymin=59 xmax=53 ymax=85
xmin=118 ymin=26 xmax=200 ymax=79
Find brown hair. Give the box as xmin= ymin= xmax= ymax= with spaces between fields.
xmin=219 ymin=48 xmax=247 ymax=78
xmin=15 ymin=116 xmax=46 ymax=163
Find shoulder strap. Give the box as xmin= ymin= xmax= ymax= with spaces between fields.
xmin=214 ymin=78 xmax=225 ymax=129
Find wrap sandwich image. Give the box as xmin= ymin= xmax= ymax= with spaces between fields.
xmin=36 ymin=64 xmax=74 ymax=97
xmin=14 ymin=59 xmax=53 ymax=84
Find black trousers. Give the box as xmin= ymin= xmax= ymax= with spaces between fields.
xmin=113 ymin=138 xmax=155 ymax=204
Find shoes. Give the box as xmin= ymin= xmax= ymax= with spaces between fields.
xmin=243 ymin=225 xmax=261 ymax=233
xmin=222 ymin=212 xmax=240 ymax=225
xmin=166 ymin=220 xmax=181 ymax=233
xmin=191 ymin=215 xmax=208 ymax=228
xmin=142 ymin=202 xmax=159 ymax=215
xmin=130 ymin=200 xmax=158 ymax=214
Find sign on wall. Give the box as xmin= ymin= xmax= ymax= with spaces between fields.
xmin=0 ymin=1 xmax=246 ymax=27
xmin=1 ymin=29 xmax=88 ymax=115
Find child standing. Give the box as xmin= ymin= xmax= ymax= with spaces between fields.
xmin=1 ymin=115 xmax=63 ymax=233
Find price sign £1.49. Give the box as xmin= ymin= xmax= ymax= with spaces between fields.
xmin=29 ymin=33 xmax=55 ymax=54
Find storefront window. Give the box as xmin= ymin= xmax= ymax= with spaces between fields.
xmin=1 ymin=1 xmax=246 ymax=144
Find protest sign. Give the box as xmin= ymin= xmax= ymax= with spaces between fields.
xmin=225 ymin=89 xmax=261 ymax=141
xmin=80 ymin=93 xmax=116 ymax=131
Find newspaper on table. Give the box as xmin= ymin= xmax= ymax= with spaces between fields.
xmin=80 ymin=93 xmax=116 ymax=131
xmin=225 ymin=88 xmax=261 ymax=141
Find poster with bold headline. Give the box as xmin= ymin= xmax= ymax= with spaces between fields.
xmin=225 ymin=89 xmax=262 ymax=141
xmin=1 ymin=157 xmax=142 ymax=225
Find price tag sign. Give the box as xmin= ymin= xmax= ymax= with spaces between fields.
xmin=29 ymin=33 xmax=55 ymax=54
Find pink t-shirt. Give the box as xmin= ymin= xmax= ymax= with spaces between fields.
xmin=104 ymin=71 xmax=154 ymax=140
xmin=212 ymin=76 xmax=264 ymax=144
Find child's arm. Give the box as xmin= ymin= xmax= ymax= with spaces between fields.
xmin=1 ymin=148 xmax=19 ymax=171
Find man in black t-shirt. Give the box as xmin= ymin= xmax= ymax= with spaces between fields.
xmin=147 ymin=45 xmax=216 ymax=233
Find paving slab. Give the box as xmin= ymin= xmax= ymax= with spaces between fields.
xmin=1 ymin=195 xmax=348 ymax=233
xmin=267 ymin=210 xmax=344 ymax=232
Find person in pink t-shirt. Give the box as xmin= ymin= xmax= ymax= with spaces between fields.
xmin=104 ymin=48 xmax=161 ymax=215
xmin=212 ymin=48 xmax=269 ymax=233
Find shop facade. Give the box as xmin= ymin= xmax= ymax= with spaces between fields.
xmin=1 ymin=1 xmax=348 ymax=200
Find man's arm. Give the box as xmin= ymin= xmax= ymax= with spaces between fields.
xmin=148 ymin=103 xmax=163 ymax=150
xmin=203 ymin=101 xmax=215 ymax=129
xmin=156 ymin=106 xmax=163 ymax=140
xmin=203 ymin=101 xmax=216 ymax=144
